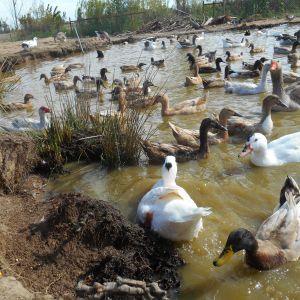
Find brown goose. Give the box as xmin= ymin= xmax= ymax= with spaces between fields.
xmin=168 ymin=108 xmax=241 ymax=148
xmin=142 ymin=118 xmax=227 ymax=164
xmin=270 ymin=60 xmax=300 ymax=111
xmin=227 ymin=95 xmax=287 ymax=138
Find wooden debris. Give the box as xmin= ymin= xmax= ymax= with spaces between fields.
xmin=76 ymin=276 xmax=169 ymax=299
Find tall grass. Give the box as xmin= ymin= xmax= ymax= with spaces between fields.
xmin=34 ymin=92 xmax=156 ymax=173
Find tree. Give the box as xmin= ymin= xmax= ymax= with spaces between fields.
xmin=10 ymin=0 xmax=22 ymax=29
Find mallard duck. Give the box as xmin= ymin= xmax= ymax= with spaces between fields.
xmin=227 ymin=95 xmax=287 ymax=138
xmin=168 ymin=108 xmax=241 ymax=148
xmin=198 ymin=58 xmax=224 ymax=73
xmin=67 ymin=63 xmax=84 ymax=69
xmin=238 ymin=131 xmax=300 ymax=167
xmin=75 ymin=79 xmax=105 ymax=99
xmin=224 ymin=63 xmax=270 ymax=95
xmin=289 ymin=53 xmax=300 ymax=68
xmin=125 ymin=80 xmax=155 ymax=104
xmin=21 ymin=37 xmax=38 ymax=50
xmin=228 ymin=62 xmax=262 ymax=79
xmin=186 ymin=53 xmax=211 ymax=70
xmin=202 ymin=66 xmax=231 ymax=89
xmin=249 ymin=43 xmax=265 ymax=54
xmin=270 ymin=60 xmax=300 ymax=111
xmin=185 ymin=64 xmax=203 ymax=86
xmin=153 ymin=92 xmax=208 ymax=116
xmin=137 ymin=155 xmax=211 ymax=241
xmin=244 ymin=30 xmax=251 ymax=36
xmin=283 ymin=71 xmax=300 ymax=83
xmin=0 ymin=94 xmax=34 ymax=112
xmin=274 ymin=41 xmax=300 ymax=55
xmin=195 ymin=45 xmax=216 ymax=62
xmin=0 ymin=106 xmax=51 ymax=131
xmin=225 ymin=51 xmax=243 ymax=61
xmin=50 ymin=65 xmax=71 ymax=77
xmin=142 ymin=118 xmax=227 ymax=164
xmin=53 ymin=75 xmax=82 ymax=90
xmin=151 ymin=57 xmax=165 ymax=67
xmin=96 ymin=50 xmax=104 ymax=58
xmin=242 ymin=57 xmax=267 ymax=70
xmin=213 ymin=190 xmax=300 ymax=270
xmin=120 ymin=63 xmax=146 ymax=72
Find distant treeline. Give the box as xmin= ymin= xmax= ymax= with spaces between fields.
xmin=12 ymin=0 xmax=300 ymax=38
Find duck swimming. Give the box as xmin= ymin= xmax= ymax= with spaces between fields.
xmin=224 ymin=63 xmax=270 ymax=95
xmin=228 ymin=61 xmax=262 ymax=78
xmin=270 ymin=60 xmax=300 ymax=111
xmin=153 ymin=92 xmax=209 ymax=116
xmin=120 ymin=63 xmax=147 ymax=72
xmin=214 ymin=186 xmax=300 ymax=270
xmin=196 ymin=45 xmax=216 ymax=62
xmin=238 ymin=131 xmax=300 ymax=167
xmin=249 ymin=43 xmax=265 ymax=54
xmin=53 ymin=75 xmax=82 ymax=90
xmin=242 ymin=57 xmax=268 ymax=70
xmin=198 ymin=58 xmax=224 ymax=73
xmin=151 ymin=57 xmax=165 ymax=67
xmin=137 ymin=155 xmax=211 ymax=241
xmin=222 ymin=38 xmax=248 ymax=48
xmin=142 ymin=118 xmax=227 ymax=164
xmin=202 ymin=66 xmax=231 ymax=89
xmin=225 ymin=51 xmax=243 ymax=61
xmin=227 ymin=95 xmax=287 ymax=138
xmin=0 ymin=94 xmax=34 ymax=112
xmin=0 ymin=106 xmax=51 ymax=131
xmin=168 ymin=108 xmax=241 ymax=148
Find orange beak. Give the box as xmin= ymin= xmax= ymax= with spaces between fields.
xmin=270 ymin=61 xmax=278 ymax=71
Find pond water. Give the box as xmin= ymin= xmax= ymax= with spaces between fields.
xmin=4 ymin=24 xmax=300 ymax=299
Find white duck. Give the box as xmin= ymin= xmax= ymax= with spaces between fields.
xmin=224 ymin=63 xmax=270 ymax=95
xmin=222 ymin=38 xmax=248 ymax=48
xmin=137 ymin=156 xmax=211 ymax=241
xmin=144 ymin=40 xmax=156 ymax=50
xmin=0 ymin=106 xmax=51 ymax=131
xmin=238 ymin=132 xmax=300 ymax=167
xmin=21 ymin=37 xmax=38 ymax=49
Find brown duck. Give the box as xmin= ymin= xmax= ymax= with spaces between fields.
xmin=143 ymin=117 xmax=227 ymax=164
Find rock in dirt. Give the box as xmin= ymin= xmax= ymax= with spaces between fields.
xmin=0 ymin=276 xmax=34 ymax=300
xmin=0 ymin=133 xmax=37 ymax=193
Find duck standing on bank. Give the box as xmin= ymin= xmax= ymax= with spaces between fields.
xmin=21 ymin=37 xmax=38 ymax=50
xmin=137 ymin=155 xmax=211 ymax=241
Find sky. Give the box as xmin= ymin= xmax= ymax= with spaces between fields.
xmin=0 ymin=0 xmax=78 ymax=26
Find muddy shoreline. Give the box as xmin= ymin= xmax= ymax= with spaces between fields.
xmin=1 ymin=16 xmax=299 ymax=70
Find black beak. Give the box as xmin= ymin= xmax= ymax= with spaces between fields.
xmin=214 ymin=123 xmax=227 ymax=132
xmin=165 ymin=162 xmax=172 ymax=171
xmin=233 ymin=111 xmax=243 ymax=117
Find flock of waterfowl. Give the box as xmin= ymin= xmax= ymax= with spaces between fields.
xmin=2 ymin=24 xmax=300 ymax=275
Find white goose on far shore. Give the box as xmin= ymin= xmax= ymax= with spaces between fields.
xmin=137 ymin=156 xmax=211 ymax=241
xmin=224 ymin=63 xmax=270 ymax=95
xmin=21 ymin=37 xmax=38 ymax=50
xmin=239 ymin=132 xmax=300 ymax=167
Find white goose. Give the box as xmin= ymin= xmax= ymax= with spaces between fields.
xmin=224 ymin=63 xmax=270 ymax=95
xmin=222 ymin=38 xmax=248 ymax=48
xmin=0 ymin=106 xmax=51 ymax=131
xmin=21 ymin=37 xmax=38 ymax=49
xmin=238 ymin=132 xmax=300 ymax=167
xmin=137 ymin=156 xmax=211 ymax=241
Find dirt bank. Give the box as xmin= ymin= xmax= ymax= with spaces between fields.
xmin=1 ymin=16 xmax=299 ymax=70
xmin=0 ymin=175 xmax=183 ymax=299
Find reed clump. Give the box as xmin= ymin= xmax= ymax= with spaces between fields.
xmin=34 ymin=93 xmax=155 ymax=173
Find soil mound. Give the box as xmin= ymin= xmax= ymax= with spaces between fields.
xmin=16 ymin=194 xmax=183 ymax=298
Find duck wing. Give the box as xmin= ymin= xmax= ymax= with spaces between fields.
xmin=168 ymin=122 xmax=199 ymax=148
xmin=173 ymin=93 xmax=208 ymax=110
xmin=256 ymin=192 xmax=300 ymax=254
xmin=285 ymin=82 xmax=300 ymax=104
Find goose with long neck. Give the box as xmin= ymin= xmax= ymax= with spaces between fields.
xmin=142 ymin=118 xmax=227 ymax=164
xmin=270 ymin=60 xmax=300 ymax=111
xmin=227 ymin=95 xmax=287 ymax=138
xmin=168 ymin=108 xmax=241 ymax=148
xmin=224 ymin=63 xmax=270 ymax=95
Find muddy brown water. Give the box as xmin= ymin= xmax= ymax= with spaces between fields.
xmin=3 ymin=24 xmax=300 ymax=299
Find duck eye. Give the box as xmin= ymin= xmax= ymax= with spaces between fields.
xmin=254 ymin=138 xmax=258 ymax=142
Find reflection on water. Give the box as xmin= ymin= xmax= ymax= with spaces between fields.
xmin=7 ymin=23 xmax=300 ymax=299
